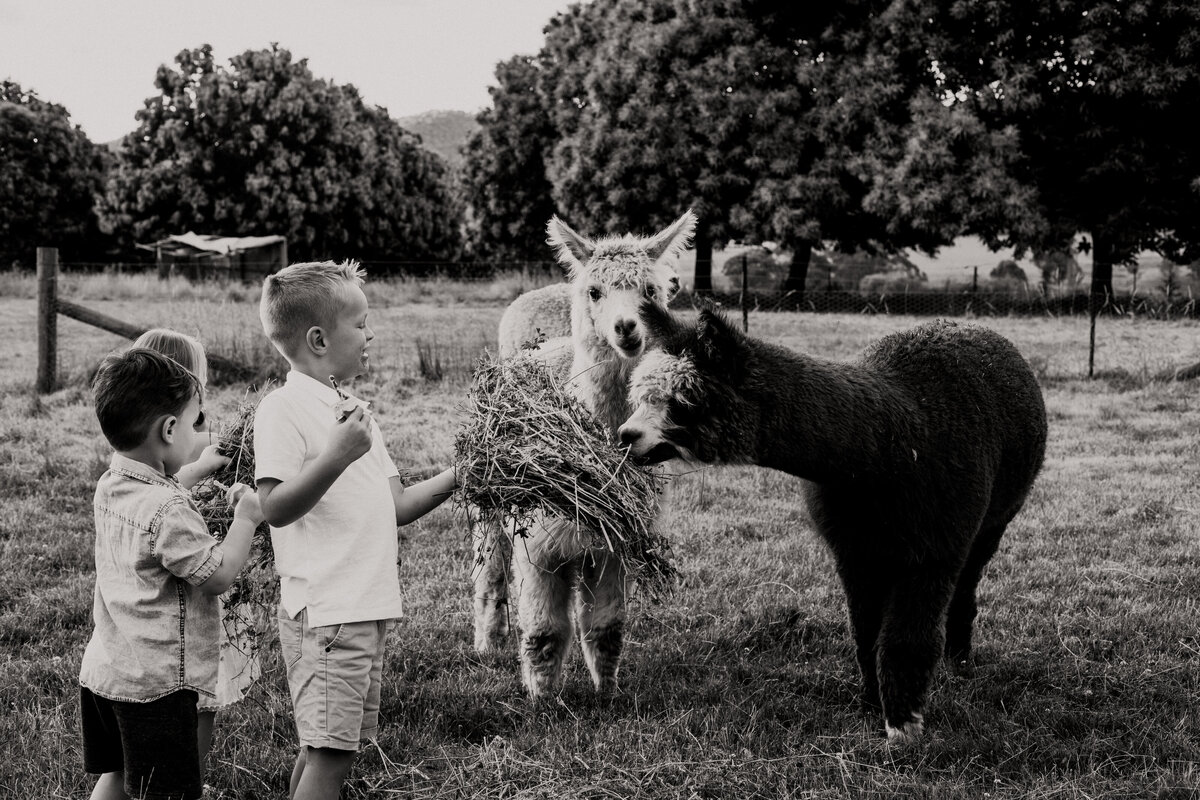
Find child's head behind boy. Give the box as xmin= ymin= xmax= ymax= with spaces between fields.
xmin=259 ymin=260 xmax=374 ymax=384
xmin=93 ymin=348 xmax=204 ymax=476
xmin=133 ymin=328 xmax=208 ymax=388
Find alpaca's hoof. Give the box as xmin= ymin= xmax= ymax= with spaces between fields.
xmin=885 ymin=714 xmax=925 ymax=745
xmin=521 ymin=664 xmax=565 ymax=701
xmin=948 ymin=655 xmax=976 ymax=677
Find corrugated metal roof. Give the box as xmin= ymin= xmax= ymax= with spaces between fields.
xmin=138 ymin=232 xmax=286 ymax=254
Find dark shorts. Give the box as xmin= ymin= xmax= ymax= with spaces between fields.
xmin=80 ymin=686 xmax=202 ymax=800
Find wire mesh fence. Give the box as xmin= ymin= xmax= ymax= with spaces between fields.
xmin=699 ymin=286 xmax=1200 ymax=319
xmin=29 ymin=257 xmax=1200 ymax=321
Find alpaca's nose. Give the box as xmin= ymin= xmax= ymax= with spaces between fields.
xmin=614 ymin=318 xmax=637 ymax=340
xmin=618 ymin=425 xmax=641 ymax=447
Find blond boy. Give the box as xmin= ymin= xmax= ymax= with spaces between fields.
xmin=254 ymin=260 xmax=456 ymax=800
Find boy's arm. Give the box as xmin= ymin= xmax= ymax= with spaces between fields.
xmin=258 ymin=406 xmax=374 ymax=527
xmin=391 ymin=467 xmax=457 ymax=526
xmin=196 ymin=485 xmax=263 ymax=596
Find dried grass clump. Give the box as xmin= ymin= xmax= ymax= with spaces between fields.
xmin=191 ymin=386 xmax=277 ymax=663
xmin=455 ymin=352 xmax=676 ymax=598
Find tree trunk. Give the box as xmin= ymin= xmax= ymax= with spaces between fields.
xmin=781 ymin=240 xmax=814 ymax=307
xmin=693 ymin=224 xmax=714 ymax=297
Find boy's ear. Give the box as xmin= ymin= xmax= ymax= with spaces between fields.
xmin=159 ymin=414 xmax=177 ymax=444
xmin=305 ymin=326 xmax=327 ymax=355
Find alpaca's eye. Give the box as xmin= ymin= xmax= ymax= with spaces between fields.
xmin=644 ymin=285 xmax=657 ymax=299
xmin=588 ymin=287 xmax=602 ymax=302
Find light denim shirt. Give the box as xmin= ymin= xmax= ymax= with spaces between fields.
xmin=79 ymin=453 xmax=223 ymax=703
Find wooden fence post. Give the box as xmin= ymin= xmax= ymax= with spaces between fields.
xmin=37 ymin=247 xmax=58 ymax=393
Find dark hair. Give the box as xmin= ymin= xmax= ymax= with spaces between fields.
xmin=93 ymin=348 xmax=200 ymax=451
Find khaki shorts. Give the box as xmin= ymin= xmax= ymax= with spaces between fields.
xmin=277 ymin=607 xmax=389 ymax=750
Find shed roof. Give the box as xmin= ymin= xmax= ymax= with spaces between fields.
xmin=137 ymin=232 xmax=286 ymax=256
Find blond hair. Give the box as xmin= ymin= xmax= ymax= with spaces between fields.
xmin=259 ymin=260 xmax=366 ymax=357
xmin=133 ymin=328 xmax=208 ymax=387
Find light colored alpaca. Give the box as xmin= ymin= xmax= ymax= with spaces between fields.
xmin=617 ymin=306 xmax=1048 ymax=741
xmin=473 ymin=211 xmax=695 ymax=700
xmin=497 ymin=265 xmax=680 ymax=357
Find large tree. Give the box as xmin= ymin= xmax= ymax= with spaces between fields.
xmin=0 ymin=81 xmax=110 ymax=266
xmin=540 ymin=0 xmax=766 ymax=294
xmin=460 ymin=55 xmax=559 ymax=264
xmin=535 ymin=0 xmax=1024 ymax=298
xmin=734 ymin=1 xmax=1034 ymax=301
xmin=102 ymin=45 xmax=463 ymax=265
xmin=910 ymin=0 xmax=1200 ymax=312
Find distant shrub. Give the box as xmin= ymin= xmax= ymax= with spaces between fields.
xmin=991 ymin=259 xmax=1028 ymax=283
xmin=859 ymin=271 xmax=929 ymax=294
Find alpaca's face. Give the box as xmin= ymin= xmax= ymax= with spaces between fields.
xmin=545 ymin=210 xmax=694 ymax=361
xmin=618 ymin=305 xmax=748 ymax=465
xmin=577 ymin=249 xmax=678 ymax=360
xmin=618 ymin=349 xmax=707 ymax=463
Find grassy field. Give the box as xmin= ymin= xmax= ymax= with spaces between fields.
xmin=2 ymin=274 xmax=1199 ymax=798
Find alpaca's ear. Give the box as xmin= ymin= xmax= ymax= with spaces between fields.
xmin=546 ymin=215 xmax=594 ymax=278
xmin=644 ymin=209 xmax=697 ymax=263
xmin=694 ymin=307 xmax=745 ymax=375
xmin=638 ymin=301 xmax=691 ymax=355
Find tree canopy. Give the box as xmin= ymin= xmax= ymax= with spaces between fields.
xmin=0 ymin=81 xmax=110 ymax=267
xmin=889 ymin=0 xmax=1200 ymax=306
xmin=540 ymin=0 xmax=765 ymax=292
xmin=460 ymin=55 xmax=559 ymax=264
xmin=461 ymin=0 xmax=1200 ymax=300
xmin=463 ymin=0 xmax=1038 ymax=295
xmin=101 ymin=45 xmax=463 ymax=265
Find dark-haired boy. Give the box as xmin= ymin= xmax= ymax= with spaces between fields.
xmin=79 ymin=348 xmax=263 ymax=800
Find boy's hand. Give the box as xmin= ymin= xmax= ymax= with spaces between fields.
xmin=196 ymin=443 xmax=231 ymax=477
xmin=227 ymin=482 xmax=265 ymax=526
xmin=326 ymin=405 xmax=373 ymax=467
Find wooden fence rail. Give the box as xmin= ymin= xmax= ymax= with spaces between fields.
xmin=36 ymin=247 xmax=250 ymax=393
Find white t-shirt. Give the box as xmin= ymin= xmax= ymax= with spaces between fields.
xmin=254 ymin=371 xmax=402 ymax=627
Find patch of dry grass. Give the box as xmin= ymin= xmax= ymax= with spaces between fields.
xmin=2 ymin=288 xmax=1199 ymax=798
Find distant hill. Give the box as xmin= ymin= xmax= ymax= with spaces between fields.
xmin=397 ymin=109 xmax=479 ymax=170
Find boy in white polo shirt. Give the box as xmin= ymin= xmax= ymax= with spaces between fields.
xmin=254 ymin=260 xmax=457 ymax=800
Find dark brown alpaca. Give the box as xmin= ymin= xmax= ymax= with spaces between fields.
xmin=618 ymin=306 xmax=1048 ymax=742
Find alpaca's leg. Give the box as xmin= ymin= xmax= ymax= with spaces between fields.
xmin=576 ymin=551 xmax=629 ymax=694
xmin=833 ymin=552 xmax=890 ymax=712
xmin=945 ymin=522 xmax=1007 ymax=670
xmin=876 ymin=563 xmax=958 ymax=743
xmin=471 ymin=510 xmax=512 ymax=652
xmin=511 ymin=520 xmax=576 ymax=699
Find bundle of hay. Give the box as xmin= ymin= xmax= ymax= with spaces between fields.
xmin=191 ymin=387 xmax=277 ymax=663
xmin=455 ymin=352 xmax=676 ymax=598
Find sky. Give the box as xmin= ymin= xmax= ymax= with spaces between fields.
xmin=0 ymin=0 xmax=574 ymax=143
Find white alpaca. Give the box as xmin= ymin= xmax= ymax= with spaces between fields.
xmin=497 ymin=265 xmax=680 ymax=357
xmin=472 ymin=211 xmax=695 ymax=699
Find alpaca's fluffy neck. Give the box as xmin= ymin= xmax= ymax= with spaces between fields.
xmin=570 ymin=334 xmax=635 ymax=436
xmin=741 ymin=343 xmax=913 ymax=483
